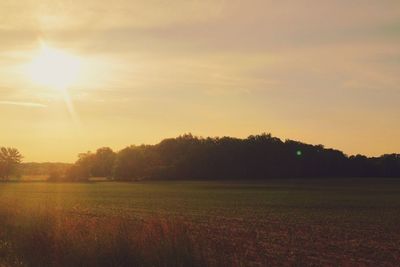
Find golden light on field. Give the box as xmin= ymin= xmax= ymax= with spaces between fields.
xmin=27 ymin=43 xmax=81 ymax=90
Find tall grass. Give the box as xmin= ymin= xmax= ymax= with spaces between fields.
xmin=0 ymin=205 xmax=211 ymax=267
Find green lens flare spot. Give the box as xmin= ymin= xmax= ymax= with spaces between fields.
xmin=296 ymin=150 xmax=302 ymax=156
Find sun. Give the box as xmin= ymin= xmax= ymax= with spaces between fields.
xmin=28 ymin=43 xmax=81 ymax=90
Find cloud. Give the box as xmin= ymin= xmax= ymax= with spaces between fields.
xmin=0 ymin=0 xmax=226 ymax=30
xmin=0 ymin=101 xmax=47 ymax=108
xmin=1 ymin=0 xmax=400 ymax=160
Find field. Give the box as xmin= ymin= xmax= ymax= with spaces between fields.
xmin=1 ymin=179 xmax=400 ymax=266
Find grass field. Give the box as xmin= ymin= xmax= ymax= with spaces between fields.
xmin=1 ymin=179 xmax=400 ymax=266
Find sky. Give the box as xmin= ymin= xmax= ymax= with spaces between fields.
xmin=1 ymin=0 xmax=399 ymax=162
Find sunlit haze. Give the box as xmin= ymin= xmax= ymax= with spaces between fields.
xmin=1 ymin=0 xmax=399 ymax=162
xmin=27 ymin=43 xmax=81 ymax=90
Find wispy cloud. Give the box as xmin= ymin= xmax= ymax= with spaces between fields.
xmin=0 ymin=101 xmax=47 ymax=108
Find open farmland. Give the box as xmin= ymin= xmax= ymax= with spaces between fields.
xmin=1 ymin=179 xmax=400 ymax=266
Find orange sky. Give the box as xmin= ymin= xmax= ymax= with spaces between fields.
xmin=1 ymin=0 xmax=400 ymax=162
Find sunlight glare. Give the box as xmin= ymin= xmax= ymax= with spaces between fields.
xmin=28 ymin=43 xmax=81 ymax=90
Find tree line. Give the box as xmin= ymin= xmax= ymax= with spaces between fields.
xmin=22 ymin=162 xmax=72 ymax=176
xmin=2 ymin=134 xmax=400 ymax=182
xmin=48 ymin=133 xmax=400 ymax=182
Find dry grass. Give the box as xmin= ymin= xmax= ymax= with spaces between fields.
xmin=1 ymin=180 xmax=400 ymax=266
xmin=0 ymin=205 xmax=211 ymax=267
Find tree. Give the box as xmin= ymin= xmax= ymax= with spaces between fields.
xmin=91 ymin=147 xmax=116 ymax=178
xmin=68 ymin=133 xmax=400 ymax=181
xmin=0 ymin=147 xmax=23 ymax=180
xmin=67 ymin=152 xmax=95 ymax=181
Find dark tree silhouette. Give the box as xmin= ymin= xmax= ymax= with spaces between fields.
xmin=0 ymin=147 xmax=23 ymax=180
xmin=91 ymin=147 xmax=116 ymax=178
xmin=52 ymin=148 xmax=117 ymax=182
xmin=62 ymin=133 xmax=400 ymax=182
xmin=64 ymin=152 xmax=94 ymax=182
